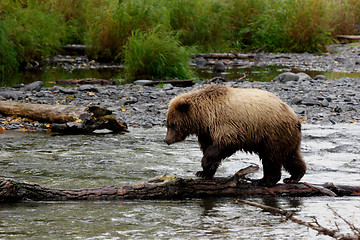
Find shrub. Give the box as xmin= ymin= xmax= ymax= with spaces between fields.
xmin=1 ymin=4 xmax=67 ymax=64
xmin=123 ymin=29 xmax=195 ymax=80
xmin=227 ymin=0 xmax=266 ymax=50
xmin=167 ymin=0 xmax=230 ymax=51
xmin=232 ymin=0 xmax=333 ymax=52
xmin=0 ymin=22 xmax=18 ymax=78
xmin=327 ymin=0 xmax=360 ymax=36
xmin=86 ymin=0 xmax=170 ymax=61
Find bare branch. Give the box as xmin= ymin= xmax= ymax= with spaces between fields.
xmin=236 ymin=199 xmax=359 ymax=240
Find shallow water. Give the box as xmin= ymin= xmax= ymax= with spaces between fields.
xmin=3 ymin=64 xmax=360 ymax=87
xmin=1 ymin=124 xmax=359 ymax=239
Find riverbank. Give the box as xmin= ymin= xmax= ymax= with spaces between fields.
xmin=0 ymin=44 xmax=359 ymax=132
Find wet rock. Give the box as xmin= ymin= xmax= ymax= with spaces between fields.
xmin=273 ymin=72 xmax=299 ymax=82
xmin=163 ymin=83 xmax=173 ymax=90
xmin=314 ymin=75 xmax=327 ymax=80
xmin=213 ymin=62 xmax=226 ymax=73
xmin=194 ymin=57 xmax=207 ymax=67
xmin=321 ymin=99 xmax=330 ymax=107
xmin=141 ymin=122 xmax=153 ymax=128
xmin=301 ymin=99 xmax=321 ymax=106
xmin=297 ymin=73 xmax=312 ymax=81
xmin=35 ymin=92 xmax=46 ymax=97
xmin=0 ymin=91 xmax=19 ymax=101
xmin=122 ymin=96 xmax=138 ymax=105
xmin=291 ymin=96 xmax=302 ymax=104
xmin=78 ymin=84 xmax=98 ymax=92
xmin=23 ymin=81 xmax=43 ymax=92
xmin=55 ymin=86 xmax=77 ymax=94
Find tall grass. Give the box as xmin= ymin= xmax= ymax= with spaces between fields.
xmin=327 ymin=0 xmax=360 ymax=36
xmin=123 ymin=29 xmax=194 ymax=80
xmin=0 ymin=22 xmax=18 ymax=78
xmin=0 ymin=1 xmax=68 ymax=78
xmin=166 ymin=0 xmax=230 ymax=51
xmin=86 ymin=0 xmax=171 ymax=61
xmin=229 ymin=0 xmax=334 ymax=52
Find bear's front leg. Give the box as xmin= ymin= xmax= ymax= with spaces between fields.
xmin=196 ymin=145 xmax=221 ymax=179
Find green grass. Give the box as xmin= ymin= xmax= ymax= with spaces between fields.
xmin=0 ymin=22 xmax=18 ymax=78
xmin=85 ymin=0 xmax=171 ymax=61
xmin=166 ymin=0 xmax=230 ymax=52
xmin=123 ymin=29 xmax=195 ymax=80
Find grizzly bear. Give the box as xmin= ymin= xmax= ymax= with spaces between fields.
xmin=165 ymin=84 xmax=306 ymax=187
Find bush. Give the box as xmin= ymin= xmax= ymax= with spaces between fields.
xmin=1 ymin=4 xmax=67 ymax=64
xmin=123 ymin=29 xmax=195 ymax=80
xmin=86 ymin=0 xmax=170 ymax=61
xmin=0 ymin=22 xmax=18 ymax=78
xmin=227 ymin=0 xmax=266 ymax=50
xmin=167 ymin=0 xmax=230 ymax=51
xmin=327 ymin=0 xmax=360 ymax=36
xmin=230 ymin=0 xmax=333 ymax=52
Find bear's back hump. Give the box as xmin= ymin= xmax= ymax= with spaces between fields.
xmin=226 ymin=88 xmax=297 ymax=123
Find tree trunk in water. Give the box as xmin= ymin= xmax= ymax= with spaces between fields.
xmin=1 ymin=166 xmax=359 ymax=202
xmin=0 ymin=101 xmax=127 ymax=134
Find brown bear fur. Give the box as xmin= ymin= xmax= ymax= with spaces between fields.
xmin=165 ymin=84 xmax=306 ymax=187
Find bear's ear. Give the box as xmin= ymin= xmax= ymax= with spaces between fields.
xmin=176 ymin=99 xmax=190 ymax=113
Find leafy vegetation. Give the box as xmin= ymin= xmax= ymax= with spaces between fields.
xmin=1 ymin=0 xmax=359 ymax=81
xmin=123 ymin=29 xmax=194 ymax=80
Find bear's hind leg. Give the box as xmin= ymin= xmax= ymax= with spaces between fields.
xmin=196 ymin=145 xmax=223 ymax=179
xmin=283 ymin=148 xmax=306 ymax=183
xmin=253 ymin=159 xmax=282 ymax=187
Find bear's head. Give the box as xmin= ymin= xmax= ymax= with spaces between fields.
xmin=165 ymin=97 xmax=192 ymax=145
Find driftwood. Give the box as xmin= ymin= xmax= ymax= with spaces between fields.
xmin=55 ymin=78 xmax=115 ymax=86
xmin=62 ymin=44 xmax=88 ymax=55
xmin=237 ymin=199 xmax=360 ymax=240
xmin=0 ymin=101 xmax=127 ymax=134
xmin=337 ymin=35 xmax=360 ymax=40
xmin=140 ymin=79 xmax=195 ymax=87
xmin=196 ymin=53 xmax=255 ymax=60
xmin=1 ymin=166 xmax=360 ymax=202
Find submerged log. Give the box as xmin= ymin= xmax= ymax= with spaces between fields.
xmin=0 ymin=101 xmax=127 ymax=134
xmin=1 ymin=166 xmax=359 ymax=202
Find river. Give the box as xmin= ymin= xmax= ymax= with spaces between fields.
xmin=0 ymin=124 xmax=359 ymax=239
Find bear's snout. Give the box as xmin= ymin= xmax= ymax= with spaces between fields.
xmin=165 ymin=128 xmax=179 ymax=145
xmin=164 ymin=139 xmax=173 ymax=145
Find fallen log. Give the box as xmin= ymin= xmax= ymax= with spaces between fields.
xmin=1 ymin=166 xmax=359 ymax=202
xmin=137 ymin=79 xmax=195 ymax=87
xmin=195 ymin=53 xmax=255 ymax=60
xmin=337 ymin=35 xmax=360 ymax=40
xmin=55 ymin=78 xmax=115 ymax=86
xmin=0 ymin=101 xmax=127 ymax=134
